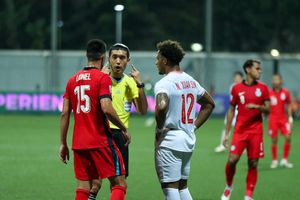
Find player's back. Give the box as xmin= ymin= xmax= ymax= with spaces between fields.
xmin=65 ymin=67 xmax=112 ymax=149
xmin=155 ymin=71 xmax=205 ymax=152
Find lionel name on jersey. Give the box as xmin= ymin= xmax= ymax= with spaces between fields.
xmin=76 ymin=73 xmax=91 ymax=82
xmin=175 ymin=81 xmax=197 ymax=90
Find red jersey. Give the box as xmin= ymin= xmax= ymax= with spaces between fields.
xmin=231 ymin=81 xmax=269 ymax=135
xmin=64 ymin=67 xmax=113 ymax=149
xmin=269 ymin=88 xmax=291 ymax=120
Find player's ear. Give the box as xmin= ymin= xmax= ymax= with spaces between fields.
xmin=100 ymin=55 xmax=105 ymax=67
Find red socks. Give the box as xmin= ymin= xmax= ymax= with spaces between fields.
xmin=271 ymin=144 xmax=277 ymax=160
xmin=75 ymin=188 xmax=90 ymax=200
xmin=110 ymin=186 xmax=126 ymax=200
xmin=225 ymin=163 xmax=236 ymax=187
xmin=283 ymin=142 xmax=291 ymax=159
xmin=245 ymin=168 xmax=258 ymax=197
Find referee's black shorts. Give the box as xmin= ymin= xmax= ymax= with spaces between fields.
xmin=111 ymin=128 xmax=129 ymax=177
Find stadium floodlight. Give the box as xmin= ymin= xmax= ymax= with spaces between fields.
xmin=270 ymin=49 xmax=280 ymax=57
xmin=270 ymin=49 xmax=280 ymax=74
xmin=114 ymin=4 xmax=124 ymax=43
xmin=191 ymin=43 xmax=203 ymax=52
xmin=114 ymin=4 xmax=124 ymax=11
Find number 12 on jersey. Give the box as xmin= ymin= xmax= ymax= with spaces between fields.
xmin=181 ymin=93 xmax=195 ymax=124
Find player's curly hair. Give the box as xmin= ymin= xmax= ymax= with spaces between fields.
xmin=243 ymin=59 xmax=261 ymax=74
xmin=157 ymin=40 xmax=185 ymax=66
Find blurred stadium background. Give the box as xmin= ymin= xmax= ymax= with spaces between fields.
xmin=1 ymin=0 xmax=300 ymax=199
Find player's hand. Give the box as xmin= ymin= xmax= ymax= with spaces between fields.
xmin=130 ymin=65 xmax=142 ymax=84
xmin=122 ymin=131 xmax=131 ymax=147
xmin=289 ymin=116 xmax=294 ymax=128
xmin=59 ymin=144 xmax=69 ymax=164
xmin=223 ymin=135 xmax=229 ymax=148
xmin=246 ymin=103 xmax=259 ymax=109
xmin=101 ymin=64 xmax=110 ymax=75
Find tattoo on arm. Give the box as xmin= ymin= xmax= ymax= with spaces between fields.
xmin=155 ymin=93 xmax=169 ymax=129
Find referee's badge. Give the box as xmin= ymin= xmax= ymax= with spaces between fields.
xmin=255 ymin=88 xmax=262 ymax=97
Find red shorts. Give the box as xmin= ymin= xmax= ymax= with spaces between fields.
xmin=230 ymin=133 xmax=264 ymax=159
xmin=268 ymin=118 xmax=291 ymax=137
xmin=73 ymin=146 xmax=125 ymax=181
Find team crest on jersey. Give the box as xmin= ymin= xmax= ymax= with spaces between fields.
xmin=255 ymin=88 xmax=262 ymax=97
xmin=280 ymin=93 xmax=286 ymax=100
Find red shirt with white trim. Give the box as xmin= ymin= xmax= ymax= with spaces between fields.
xmin=231 ymin=81 xmax=269 ymax=135
xmin=64 ymin=67 xmax=113 ymax=149
xmin=269 ymin=88 xmax=291 ymax=120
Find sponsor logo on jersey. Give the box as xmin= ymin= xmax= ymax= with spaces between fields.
xmin=255 ymin=88 xmax=262 ymax=97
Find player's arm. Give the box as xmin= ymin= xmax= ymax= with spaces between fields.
xmin=100 ymin=98 xmax=131 ymax=145
xmin=155 ymin=93 xmax=169 ymax=140
xmin=194 ymin=91 xmax=215 ymax=129
xmin=223 ymin=105 xmax=235 ymax=148
xmin=131 ymin=65 xmax=148 ymax=115
xmin=246 ymin=100 xmax=270 ymax=114
xmin=59 ymin=98 xmax=71 ymax=164
xmin=288 ymin=100 xmax=294 ymax=126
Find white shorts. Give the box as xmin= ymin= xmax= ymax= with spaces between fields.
xmin=155 ymin=147 xmax=193 ymax=183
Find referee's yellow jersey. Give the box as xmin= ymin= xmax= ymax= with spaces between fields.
xmin=109 ymin=74 xmax=139 ymax=129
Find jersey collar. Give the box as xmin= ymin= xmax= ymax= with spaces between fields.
xmin=242 ymin=80 xmax=258 ymax=86
xmin=83 ymin=66 xmax=98 ymax=70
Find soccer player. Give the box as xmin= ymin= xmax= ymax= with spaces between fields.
xmin=269 ymin=74 xmax=293 ymax=168
xmin=88 ymin=43 xmax=148 ymax=200
xmin=215 ymin=71 xmax=243 ymax=153
xmin=221 ymin=59 xmax=270 ymax=200
xmin=154 ymin=40 xmax=215 ymax=200
xmin=59 ymin=39 xmax=130 ymax=200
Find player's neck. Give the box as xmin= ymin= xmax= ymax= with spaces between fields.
xmin=273 ymin=86 xmax=282 ymax=92
xmin=165 ymin=65 xmax=181 ymax=74
xmin=87 ymin=61 xmax=101 ymax=70
xmin=244 ymin=76 xmax=256 ymax=86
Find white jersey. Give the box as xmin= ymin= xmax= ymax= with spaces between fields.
xmin=154 ymin=71 xmax=205 ymax=152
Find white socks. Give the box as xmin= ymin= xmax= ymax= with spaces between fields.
xmin=163 ymin=188 xmax=193 ymax=200
xmin=163 ymin=188 xmax=181 ymax=200
xmin=179 ymin=188 xmax=193 ymax=200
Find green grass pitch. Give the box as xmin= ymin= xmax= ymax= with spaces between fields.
xmin=0 ymin=114 xmax=299 ymax=200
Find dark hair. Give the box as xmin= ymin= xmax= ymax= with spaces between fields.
xmin=86 ymin=39 xmax=106 ymax=61
xmin=157 ymin=40 xmax=185 ymax=66
xmin=109 ymin=43 xmax=130 ymax=58
xmin=233 ymin=71 xmax=243 ymax=77
xmin=242 ymin=59 xmax=261 ymax=74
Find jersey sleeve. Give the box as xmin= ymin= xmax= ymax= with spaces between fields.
xmin=99 ymin=74 xmax=112 ymax=99
xmin=195 ymin=81 xmax=206 ymax=101
xmin=262 ymin=85 xmax=270 ymax=101
xmin=230 ymin=85 xmax=238 ymax=106
xmin=126 ymin=77 xmax=139 ymax=100
xmin=154 ymin=80 xmax=170 ymax=97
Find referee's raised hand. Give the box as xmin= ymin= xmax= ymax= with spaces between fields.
xmin=130 ymin=64 xmax=142 ymax=84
